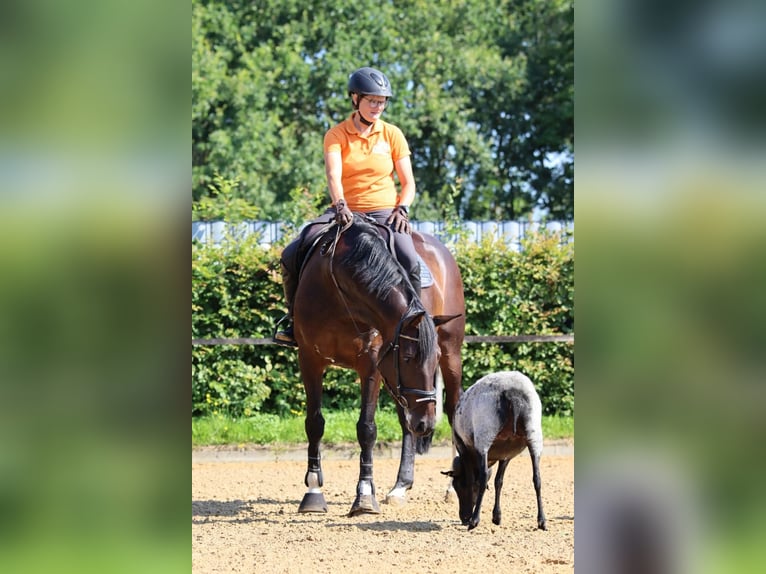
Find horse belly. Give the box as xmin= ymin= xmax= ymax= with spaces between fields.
xmin=488 ymin=422 xmax=528 ymax=463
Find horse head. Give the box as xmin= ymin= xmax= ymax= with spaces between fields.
xmin=373 ymin=305 xmax=441 ymax=437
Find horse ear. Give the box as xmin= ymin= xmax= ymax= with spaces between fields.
xmin=441 ymin=470 xmax=455 ymax=477
xmin=432 ymin=313 xmax=462 ymax=327
xmin=406 ymin=310 xmax=426 ymax=329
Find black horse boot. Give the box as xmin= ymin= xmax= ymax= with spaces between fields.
xmin=273 ymin=261 xmax=299 ymax=348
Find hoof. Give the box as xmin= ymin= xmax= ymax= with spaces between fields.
xmin=444 ymin=486 xmax=457 ymax=503
xmin=348 ymin=495 xmax=380 ymax=516
xmin=384 ymin=493 xmax=407 ymax=506
xmin=384 ymin=485 xmax=408 ymax=506
xmin=298 ymin=492 xmax=327 ymax=513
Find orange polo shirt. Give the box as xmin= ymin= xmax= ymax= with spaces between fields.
xmin=323 ymin=113 xmax=411 ymax=212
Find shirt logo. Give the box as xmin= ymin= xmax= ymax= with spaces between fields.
xmin=371 ymin=141 xmax=391 ymax=155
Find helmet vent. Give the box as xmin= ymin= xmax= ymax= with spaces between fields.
xmin=369 ymin=72 xmax=385 ymax=87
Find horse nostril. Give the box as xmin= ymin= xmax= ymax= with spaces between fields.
xmin=416 ymin=421 xmax=426 ymax=434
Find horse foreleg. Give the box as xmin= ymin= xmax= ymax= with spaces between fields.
xmin=348 ymin=372 xmax=381 ymax=516
xmin=298 ymin=356 xmax=327 ymax=513
xmin=468 ymin=451 xmax=490 ymax=530
xmin=385 ymin=404 xmax=415 ymax=505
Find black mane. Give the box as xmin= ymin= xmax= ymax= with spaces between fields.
xmin=337 ymin=217 xmax=437 ymax=358
xmin=339 ymin=217 xmax=412 ymax=300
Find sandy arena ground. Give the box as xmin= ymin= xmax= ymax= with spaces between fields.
xmin=192 ymin=442 xmax=573 ymax=573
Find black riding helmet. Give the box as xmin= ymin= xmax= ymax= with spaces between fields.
xmin=348 ymin=67 xmax=393 ymax=101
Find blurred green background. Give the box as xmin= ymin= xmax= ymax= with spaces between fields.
xmin=0 ymin=1 xmax=188 ymax=573
xmin=576 ymin=0 xmax=766 ymax=571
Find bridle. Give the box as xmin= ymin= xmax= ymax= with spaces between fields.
xmin=326 ymin=222 xmax=437 ymax=411
xmin=376 ymin=312 xmax=438 ymax=410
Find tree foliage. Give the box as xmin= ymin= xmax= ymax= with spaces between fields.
xmin=192 ymin=0 xmax=573 ymax=220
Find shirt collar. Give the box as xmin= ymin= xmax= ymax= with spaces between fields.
xmin=346 ymin=112 xmax=382 ymax=135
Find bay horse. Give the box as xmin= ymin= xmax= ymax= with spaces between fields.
xmin=292 ymin=214 xmax=465 ymax=516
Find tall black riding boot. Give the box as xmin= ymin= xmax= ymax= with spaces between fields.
xmin=273 ymin=261 xmax=299 ymax=347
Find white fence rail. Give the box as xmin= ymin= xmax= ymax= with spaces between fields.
xmin=192 ymin=220 xmax=573 ymax=250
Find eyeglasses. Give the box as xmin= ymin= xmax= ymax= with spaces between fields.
xmin=363 ymin=97 xmax=388 ymax=108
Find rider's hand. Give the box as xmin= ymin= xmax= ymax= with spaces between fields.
xmin=386 ymin=205 xmax=411 ymax=234
xmin=334 ymin=198 xmax=353 ymax=226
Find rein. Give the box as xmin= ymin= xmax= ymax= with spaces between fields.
xmin=327 ymin=221 xmax=437 ymax=411
xmin=327 ymin=221 xmax=364 ymax=336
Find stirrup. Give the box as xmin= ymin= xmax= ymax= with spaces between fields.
xmin=272 ymin=315 xmax=298 ymax=348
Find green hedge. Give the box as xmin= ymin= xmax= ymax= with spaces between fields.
xmin=456 ymin=232 xmax=574 ymax=415
xmin=192 ymin=227 xmax=573 ymax=418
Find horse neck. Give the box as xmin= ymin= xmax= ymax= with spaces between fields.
xmin=352 ymin=286 xmax=413 ymax=339
xmin=330 ymin=229 xmax=416 ymax=331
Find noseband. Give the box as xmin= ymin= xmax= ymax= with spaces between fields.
xmin=376 ymin=313 xmax=438 ymax=410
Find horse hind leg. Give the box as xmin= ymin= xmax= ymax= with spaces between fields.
xmin=492 ymin=459 xmax=510 ymax=525
xmin=439 ymin=350 xmax=463 ymax=502
xmin=385 ymin=374 xmax=437 ymax=506
xmin=530 ymin=444 xmax=547 ymax=530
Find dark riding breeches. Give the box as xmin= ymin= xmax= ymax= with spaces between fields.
xmin=279 ymin=209 xmax=337 ymax=314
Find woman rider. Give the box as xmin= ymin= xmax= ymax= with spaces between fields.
xmin=274 ymin=66 xmax=420 ymax=347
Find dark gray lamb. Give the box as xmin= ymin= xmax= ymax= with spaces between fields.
xmin=443 ymin=370 xmax=547 ymax=531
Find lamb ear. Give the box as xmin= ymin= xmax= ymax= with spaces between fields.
xmin=441 ymin=470 xmax=454 ymax=477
